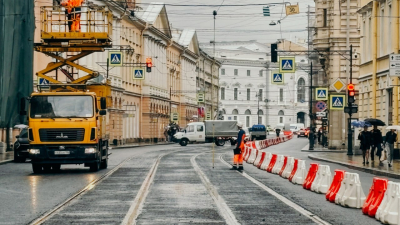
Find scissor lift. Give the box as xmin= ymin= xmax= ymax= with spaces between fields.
xmin=35 ymin=5 xmax=113 ymax=86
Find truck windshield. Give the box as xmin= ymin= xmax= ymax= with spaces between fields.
xmin=30 ymin=96 xmax=94 ymax=118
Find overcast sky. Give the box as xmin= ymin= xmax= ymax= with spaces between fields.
xmin=137 ymin=0 xmax=315 ymax=44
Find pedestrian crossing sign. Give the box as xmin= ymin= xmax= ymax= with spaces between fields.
xmin=133 ymin=68 xmax=145 ymax=80
xmin=39 ymin=78 xmax=50 ymax=85
xmin=109 ymin=52 xmax=123 ymax=66
xmin=330 ymin=95 xmax=345 ymax=110
xmin=315 ymin=88 xmax=328 ymax=100
xmin=271 ymin=72 xmax=284 ymax=84
xmin=279 ymin=57 xmax=296 ymax=73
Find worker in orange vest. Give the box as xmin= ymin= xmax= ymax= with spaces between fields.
xmin=232 ymin=121 xmax=245 ymax=171
xmin=61 ymin=0 xmax=84 ymax=32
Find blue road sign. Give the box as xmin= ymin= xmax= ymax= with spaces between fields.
xmin=39 ymin=78 xmax=49 ymax=85
xmin=330 ymin=95 xmax=345 ymax=110
xmin=316 ymin=101 xmax=327 ymax=112
xmin=272 ymin=73 xmax=284 ymax=84
xmin=133 ymin=68 xmax=145 ymax=80
xmin=315 ymin=88 xmax=328 ymax=100
xmin=279 ymin=57 xmax=296 ymax=73
xmin=109 ymin=52 xmax=123 ymax=66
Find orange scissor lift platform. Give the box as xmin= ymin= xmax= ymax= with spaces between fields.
xmin=35 ymin=5 xmax=113 ymax=86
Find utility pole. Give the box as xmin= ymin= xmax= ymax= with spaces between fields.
xmin=212 ymin=10 xmax=217 ymax=120
xmin=347 ymin=45 xmax=353 ymax=155
xmin=256 ymin=92 xmax=260 ymax=124
xmin=309 ymin=62 xmax=314 ymax=150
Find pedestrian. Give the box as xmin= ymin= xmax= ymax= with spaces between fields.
xmin=61 ymin=0 xmax=84 ymax=32
xmin=317 ymin=129 xmax=322 ymax=144
xmin=232 ymin=122 xmax=245 ymax=171
xmin=164 ymin=127 xmax=168 ymax=142
xmin=358 ymin=125 xmax=372 ymax=165
xmin=384 ymin=129 xmax=397 ymax=167
xmin=275 ymin=127 xmax=281 ymax=137
xmin=370 ymin=125 xmax=383 ymax=162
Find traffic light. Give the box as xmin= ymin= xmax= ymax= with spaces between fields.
xmin=271 ymin=43 xmax=278 ymax=63
xmin=146 ymin=57 xmax=152 ymax=72
xmin=347 ymin=83 xmax=355 ymax=103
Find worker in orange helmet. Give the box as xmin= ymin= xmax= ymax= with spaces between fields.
xmin=231 ymin=121 xmax=245 ymax=171
xmin=61 ymin=0 xmax=84 ymax=32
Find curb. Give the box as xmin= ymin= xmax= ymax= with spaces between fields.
xmin=308 ymin=154 xmax=400 ymax=179
xmin=301 ymin=150 xmax=347 ymax=153
xmin=0 ymin=159 xmax=13 ymax=165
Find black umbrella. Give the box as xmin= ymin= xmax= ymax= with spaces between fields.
xmin=364 ymin=118 xmax=386 ymax=126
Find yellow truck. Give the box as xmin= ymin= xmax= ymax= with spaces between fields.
xmin=25 ymin=84 xmax=110 ymax=173
xmin=25 ymin=5 xmax=114 ymax=173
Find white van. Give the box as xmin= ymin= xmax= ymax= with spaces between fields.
xmin=290 ymin=123 xmax=305 ymax=134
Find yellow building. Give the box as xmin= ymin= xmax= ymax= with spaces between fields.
xmin=358 ymin=0 xmax=399 ymax=128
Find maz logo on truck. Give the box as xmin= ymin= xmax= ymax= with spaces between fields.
xmin=56 ymin=133 xmax=69 ymax=139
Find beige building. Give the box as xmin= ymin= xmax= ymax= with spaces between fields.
xmin=358 ymin=0 xmax=400 ymax=127
xmin=313 ymin=0 xmax=360 ymax=149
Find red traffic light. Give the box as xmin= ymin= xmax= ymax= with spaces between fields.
xmin=349 ymin=90 xmax=355 ymax=97
xmin=146 ymin=57 xmax=152 ymax=67
xmin=347 ymin=83 xmax=355 ymax=91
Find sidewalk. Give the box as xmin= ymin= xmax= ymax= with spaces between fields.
xmin=301 ymin=143 xmax=346 ymax=153
xmin=0 ymin=142 xmax=177 ymax=165
xmin=309 ymin=152 xmax=400 ymax=179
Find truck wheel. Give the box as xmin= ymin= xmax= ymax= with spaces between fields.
xmin=100 ymin=158 xmax=108 ymax=169
xmin=13 ymin=150 xmax=26 ymax=163
xmin=90 ymin=160 xmax=100 ymax=172
xmin=32 ymin=164 xmax=43 ymax=174
xmin=215 ymin=139 xmax=225 ymax=146
xmin=230 ymin=140 xmax=235 ymax=146
xmin=180 ymin=139 xmax=188 ymax=146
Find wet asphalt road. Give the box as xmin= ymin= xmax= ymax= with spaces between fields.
xmin=0 ymin=138 xmax=394 ymax=225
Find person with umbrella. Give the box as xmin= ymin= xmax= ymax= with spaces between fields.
xmin=358 ymin=125 xmax=372 ymax=165
xmin=371 ymin=125 xmax=383 ymax=163
xmin=384 ymin=127 xmax=399 ymax=167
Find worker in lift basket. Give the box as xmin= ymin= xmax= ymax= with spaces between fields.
xmin=61 ymin=0 xmax=84 ymax=32
xmin=232 ymin=122 xmax=245 ymax=171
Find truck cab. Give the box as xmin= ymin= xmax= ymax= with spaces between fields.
xmin=175 ymin=122 xmax=205 ymax=146
xmin=250 ymin=125 xmax=267 ymax=140
xmin=26 ymin=85 xmax=110 ymax=173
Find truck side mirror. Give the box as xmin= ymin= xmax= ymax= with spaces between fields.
xmin=20 ymin=98 xmax=26 ymax=116
xmin=99 ymin=109 xmax=107 ymax=115
xmin=100 ymin=97 xmax=107 ymax=110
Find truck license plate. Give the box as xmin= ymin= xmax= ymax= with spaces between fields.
xmin=54 ymin=151 xmax=70 ymax=155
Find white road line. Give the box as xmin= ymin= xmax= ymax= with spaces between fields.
xmin=122 ymin=153 xmax=164 ymax=225
xmin=191 ymin=153 xmax=240 ymax=225
xmin=218 ymin=154 xmax=332 ymax=225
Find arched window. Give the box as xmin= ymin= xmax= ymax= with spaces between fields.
xmin=278 ymin=110 xmax=284 ymax=116
xmin=222 ymin=109 xmax=226 ymax=114
xmin=245 ymin=109 xmax=251 ymax=115
xmin=232 ymin=109 xmax=239 ymax=115
xmin=258 ymin=109 xmax=264 ymax=115
xmin=297 ymin=78 xmax=306 ymax=102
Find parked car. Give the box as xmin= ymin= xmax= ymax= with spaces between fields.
xmin=14 ymin=128 xmax=29 ymax=162
xmin=298 ymin=128 xmax=309 ymax=138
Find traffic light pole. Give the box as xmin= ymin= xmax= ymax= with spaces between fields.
xmin=309 ymin=62 xmax=314 ymax=150
xmin=347 ymin=45 xmax=353 ymax=155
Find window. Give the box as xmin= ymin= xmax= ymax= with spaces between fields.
xmin=323 ymin=9 xmax=327 ymax=27
xmin=258 ymin=109 xmax=264 ymax=115
xmin=246 ymin=116 xmax=250 ymax=127
xmin=221 ymin=87 xmax=225 ymax=100
xmin=197 ymin=125 xmax=204 ymax=132
xmin=280 ymin=117 xmax=283 ymax=123
xmin=297 ymin=78 xmax=306 ymax=102
xmin=234 ymin=88 xmax=238 ymax=100
xmin=234 ymin=116 xmax=237 ymax=120
xmin=247 ymin=70 xmax=251 ymax=76
xmin=279 ymin=89 xmax=284 ymax=102
xmin=234 ymin=69 xmax=238 ymax=76
xmin=247 ymin=89 xmax=251 ymax=100
xmin=278 ymin=110 xmax=284 ymax=116
xmin=259 ymin=70 xmax=263 ymax=77
xmin=380 ymin=9 xmax=385 ymax=56
xmin=388 ymin=89 xmax=393 ymax=125
xmin=187 ymin=125 xmax=194 ymax=132
xmin=258 ymin=89 xmax=263 ymax=101
xmin=232 ymin=109 xmax=239 ymax=115
xmin=221 ymin=68 xmax=225 ymax=75
xmin=245 ymin=109 xmax=251 ymax=115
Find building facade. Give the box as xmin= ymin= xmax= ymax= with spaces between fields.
xmin=201 ymin=41 xmax=309 ymax=129
xmin=313 ymin=0 xmax=360 ymax=149
xmin=358 ymin=0 xmax=400 ymax=127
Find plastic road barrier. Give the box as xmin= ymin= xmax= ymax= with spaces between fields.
xmin=376 ymin=181 xmax=400 ymax=224
xmin=288 ymin=159 xmax=299 ymax=182
xmin=266 ymin=154 xmax=278 ymax=173
xmin=256 ymin=152 xmax=266 ymax=169
xmin=253 ymin=150 xmax=263 ymax=166
xmin=247 ymin=148 xmax=257 ymax=164
xmin=326 ymin=170 xmax=345 ymax=203
xmin=303 ymin=163 xmax=319 ymax=190
xmin=282 ymin=157 xmax=295 ymax=179
xmin=311 ymin=165 xmax=332 ymax=194
xmin=260 ymin=152 xmax=272 ymax=170
xmin=291 ymin=160 xmax=307 ymax=185
xmin=279 ymin=156 xmax=289 ymax=176
xmin=362 ymin=177 xmax=388 ymax=217
xmin=335 ymin=172 xmax=366 ymax=208
xmin=272 ymin=155 xmax=284 ymax=174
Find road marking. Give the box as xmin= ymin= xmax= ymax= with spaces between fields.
xmin=191 ymin=153 xmax=240 ymax=225
xmin=30 ymin=156 xmax=134 ymax=225
xmin=122 ymin=153 xmax=165 ymax=225
xmin=218 ymin=154 xmax=332 ymax=225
